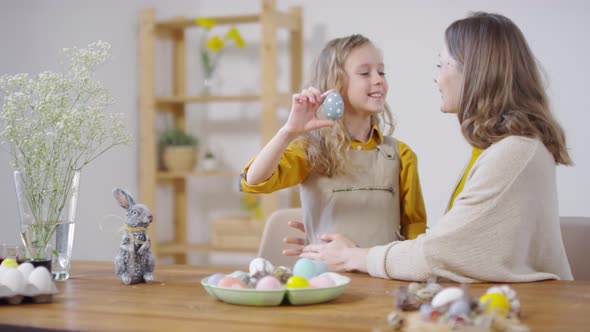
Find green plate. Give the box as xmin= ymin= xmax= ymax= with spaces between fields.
xmin=201 ymin=274 xmax=350 ymax=306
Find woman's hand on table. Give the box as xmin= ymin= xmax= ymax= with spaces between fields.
xmin=300 ymin=233 xmax=369 ymax=273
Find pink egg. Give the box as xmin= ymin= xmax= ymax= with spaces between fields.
xmin=217 ymin=276 xmax=248 ymax=289
xmin=308 ymin=275 xmax=336 ymax=288
xmin=256 ymin=276 xmax=281 ymax=290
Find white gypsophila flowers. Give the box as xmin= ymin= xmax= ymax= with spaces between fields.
xmin=0 ymin=41 xmax=132 ymax=249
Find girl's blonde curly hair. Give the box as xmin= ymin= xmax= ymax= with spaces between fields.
xmin=300 ymin=34 xmax=394 ymax=177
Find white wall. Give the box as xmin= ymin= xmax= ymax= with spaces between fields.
xmin=1 ymin=0 xmax=588 ymax=263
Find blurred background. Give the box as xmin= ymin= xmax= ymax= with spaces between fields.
xmin=1 ymin=0 xmax=588 ymax=266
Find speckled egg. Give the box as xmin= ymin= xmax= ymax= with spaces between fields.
xmin=207 ymin=273 xmax=226 ymax=286
xmin=248 ymin=257 xmax=274 ymax=278
xmin=229 ymin=270 xmax=251 ymax=284
xmin=431 ymin=287 xmax=464 ymax=308
xmin=308 ymin=275 xmax=336 ymax=288
xmin=321 ymin=91 xmax=344 ymax=120
xmin=293 ymin=258 xmax=316 ymax=280
xmin=217 ymin=276 xmax=248 ymax=289
xmin=272 ymin=266 xmax=292 ymax=284
xmin=255 ymin=276 xmax=282 ymax=290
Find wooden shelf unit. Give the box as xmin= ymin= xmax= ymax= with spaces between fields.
xmin=138 ymin=0 xmax=303 ymax=263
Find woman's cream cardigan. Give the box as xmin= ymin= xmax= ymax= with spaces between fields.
xmin=366 ymin=136 xmax=573 ymax=282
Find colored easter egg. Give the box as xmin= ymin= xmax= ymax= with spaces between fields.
xmin=286 ymin=276 xmax=310 ymax=288
xmin=229 ymin=270 xmax=250 ymax=284
xmin=312 ymin=260 xmax=328 ymax=275
xmin=431 ymin=287 xmax=464 ymax=308
xmin=448 ymin=299 xmax=471 ymax=317
xmin=321 ymin=91 xmax=344 ymax=120
xmin=217 ymin=276 xmax=248 ymax=289
xmin=207 ymin=273 xmax=226 ymax=286
xmin=1 ymin=257 xmax=18 ymax=269
xmin=479 ymin=293 xmax=510 ymax=316
xmin=293 ymin=258 xmax=316 ymax=280
xmin=308 ymin=275 xmax=336 ymax=288
xmin=255 ymin=276 xmax=282 ymax=290
xmin=248 ymin=257 xmax=274 ymax=277
xmin=272 ymin=266 xmax=292 ymax=284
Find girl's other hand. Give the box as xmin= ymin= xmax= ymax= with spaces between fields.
xmin=282 ymin=220 xmax=306 ymax=256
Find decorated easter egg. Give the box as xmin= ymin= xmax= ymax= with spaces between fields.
xmin=207 ymin=273 xmax=226 ymax=286
xmin=448 ymin=299 xmax=471 ymax=317
xmin=1 ymin=257 xmax=18 ymax=269
xmin=256 ymin=275 xmax=282 ymax=290
xmin=419 ymin=303 xmax=434 ymax=320
xmin=431 ymin=287 xmax=464 ymax=308
xmin=479 ymin=293 xmax=510 ymax=316
xmin=312 ymin=260 xmax=328 ymax=275
xmin=248 ymin=257 xmax=274 ymax=278
xmin=308 ymin=275 xmax=336 ymax=288
xmin=321 ymin=91 xmax=344 ymax=120
xmin=217 ymin=276 xmax=248 ymax=289
xmin=293 ymin=258 xmax=316 ymax=280
xmin=229 ymin=270 xmax=251 ymax=284
xmin=318 ymin=272 xmax=348 ymax=284
xmin=286 ymin=276 xmax=310 ymax=288
xmin=272 ymin=266 xmax=292 ymax=284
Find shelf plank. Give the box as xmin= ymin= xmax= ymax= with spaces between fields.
xmin=157 ymin=170 xmax=240 ymax=180
xmin=156 ymin=94 xmax=261 ymax=106
xmin=157 ymin=242 xmax=258 ymax=254
xmin=156 ymin=14 xmax=260 ymax=30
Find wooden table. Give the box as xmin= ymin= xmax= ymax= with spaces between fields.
xmin=1 ymin=261 xmax=589 ymax=331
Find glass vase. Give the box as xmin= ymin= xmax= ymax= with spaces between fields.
xmin=13 ymin=170 xmax=80 ymax=280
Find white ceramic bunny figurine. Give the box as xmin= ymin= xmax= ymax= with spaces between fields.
xmin=113 ymin=188 xmax=155 ymax=285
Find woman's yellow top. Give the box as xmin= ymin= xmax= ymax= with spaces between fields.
xmin=448 ymin=147 xmax=484 ymax=210
xmin=240 ymin=126 xmax=427 ymax=240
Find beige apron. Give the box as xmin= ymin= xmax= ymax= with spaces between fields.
xmin=299 ymin=136 xmax=401 ymax=248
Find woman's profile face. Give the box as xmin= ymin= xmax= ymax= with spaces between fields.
xmin=435 ymin=44 xmax=463 ymax=114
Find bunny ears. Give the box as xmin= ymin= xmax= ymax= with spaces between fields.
xmin=113 ymin=188 xmax=137 ymax=210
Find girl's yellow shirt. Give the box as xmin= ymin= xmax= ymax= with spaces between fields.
xmin=240 ymin=126 xmax=427 ymax=240
xmin=448 ymin=148 xmax=483 ymax=210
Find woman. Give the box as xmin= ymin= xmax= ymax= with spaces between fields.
xmin=293 ymin=12 xmax=573 ymax=283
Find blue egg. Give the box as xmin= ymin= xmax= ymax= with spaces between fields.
xmin=321 ymin=91 xmax=344 ymax=120
xmin=207 ymin=273 xmax=226 ymax=286
xmin=293 ymin=258 xmax=316 ymax=280
xmin=448 ymin=299 xmax=471 ymax=317
xmin=312 ymin=260 xmax=328 ymax=275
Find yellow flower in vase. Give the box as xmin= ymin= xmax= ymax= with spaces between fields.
xmin=241 ymin=194 xmax=262 ymax=220
xmin=195 ymin=18 xmax=246 ymax=93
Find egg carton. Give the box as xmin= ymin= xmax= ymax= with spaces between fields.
xmin=0 ymin=263 xmax=59 ymax=305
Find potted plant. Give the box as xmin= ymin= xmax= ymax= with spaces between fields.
xmin=159 ymin=128 xmax=198 ymax=172
xmin=200 ymin=149 xmax=219 ymax=172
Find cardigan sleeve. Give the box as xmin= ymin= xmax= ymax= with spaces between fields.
xmin=367 ymin=137 xmax=568 ymax=282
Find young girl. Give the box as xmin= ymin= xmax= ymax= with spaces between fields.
xmin=299 ymin=13 xmax=573 ymax=282
xmin=240 ymin=34 xmax=427 ymax=250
